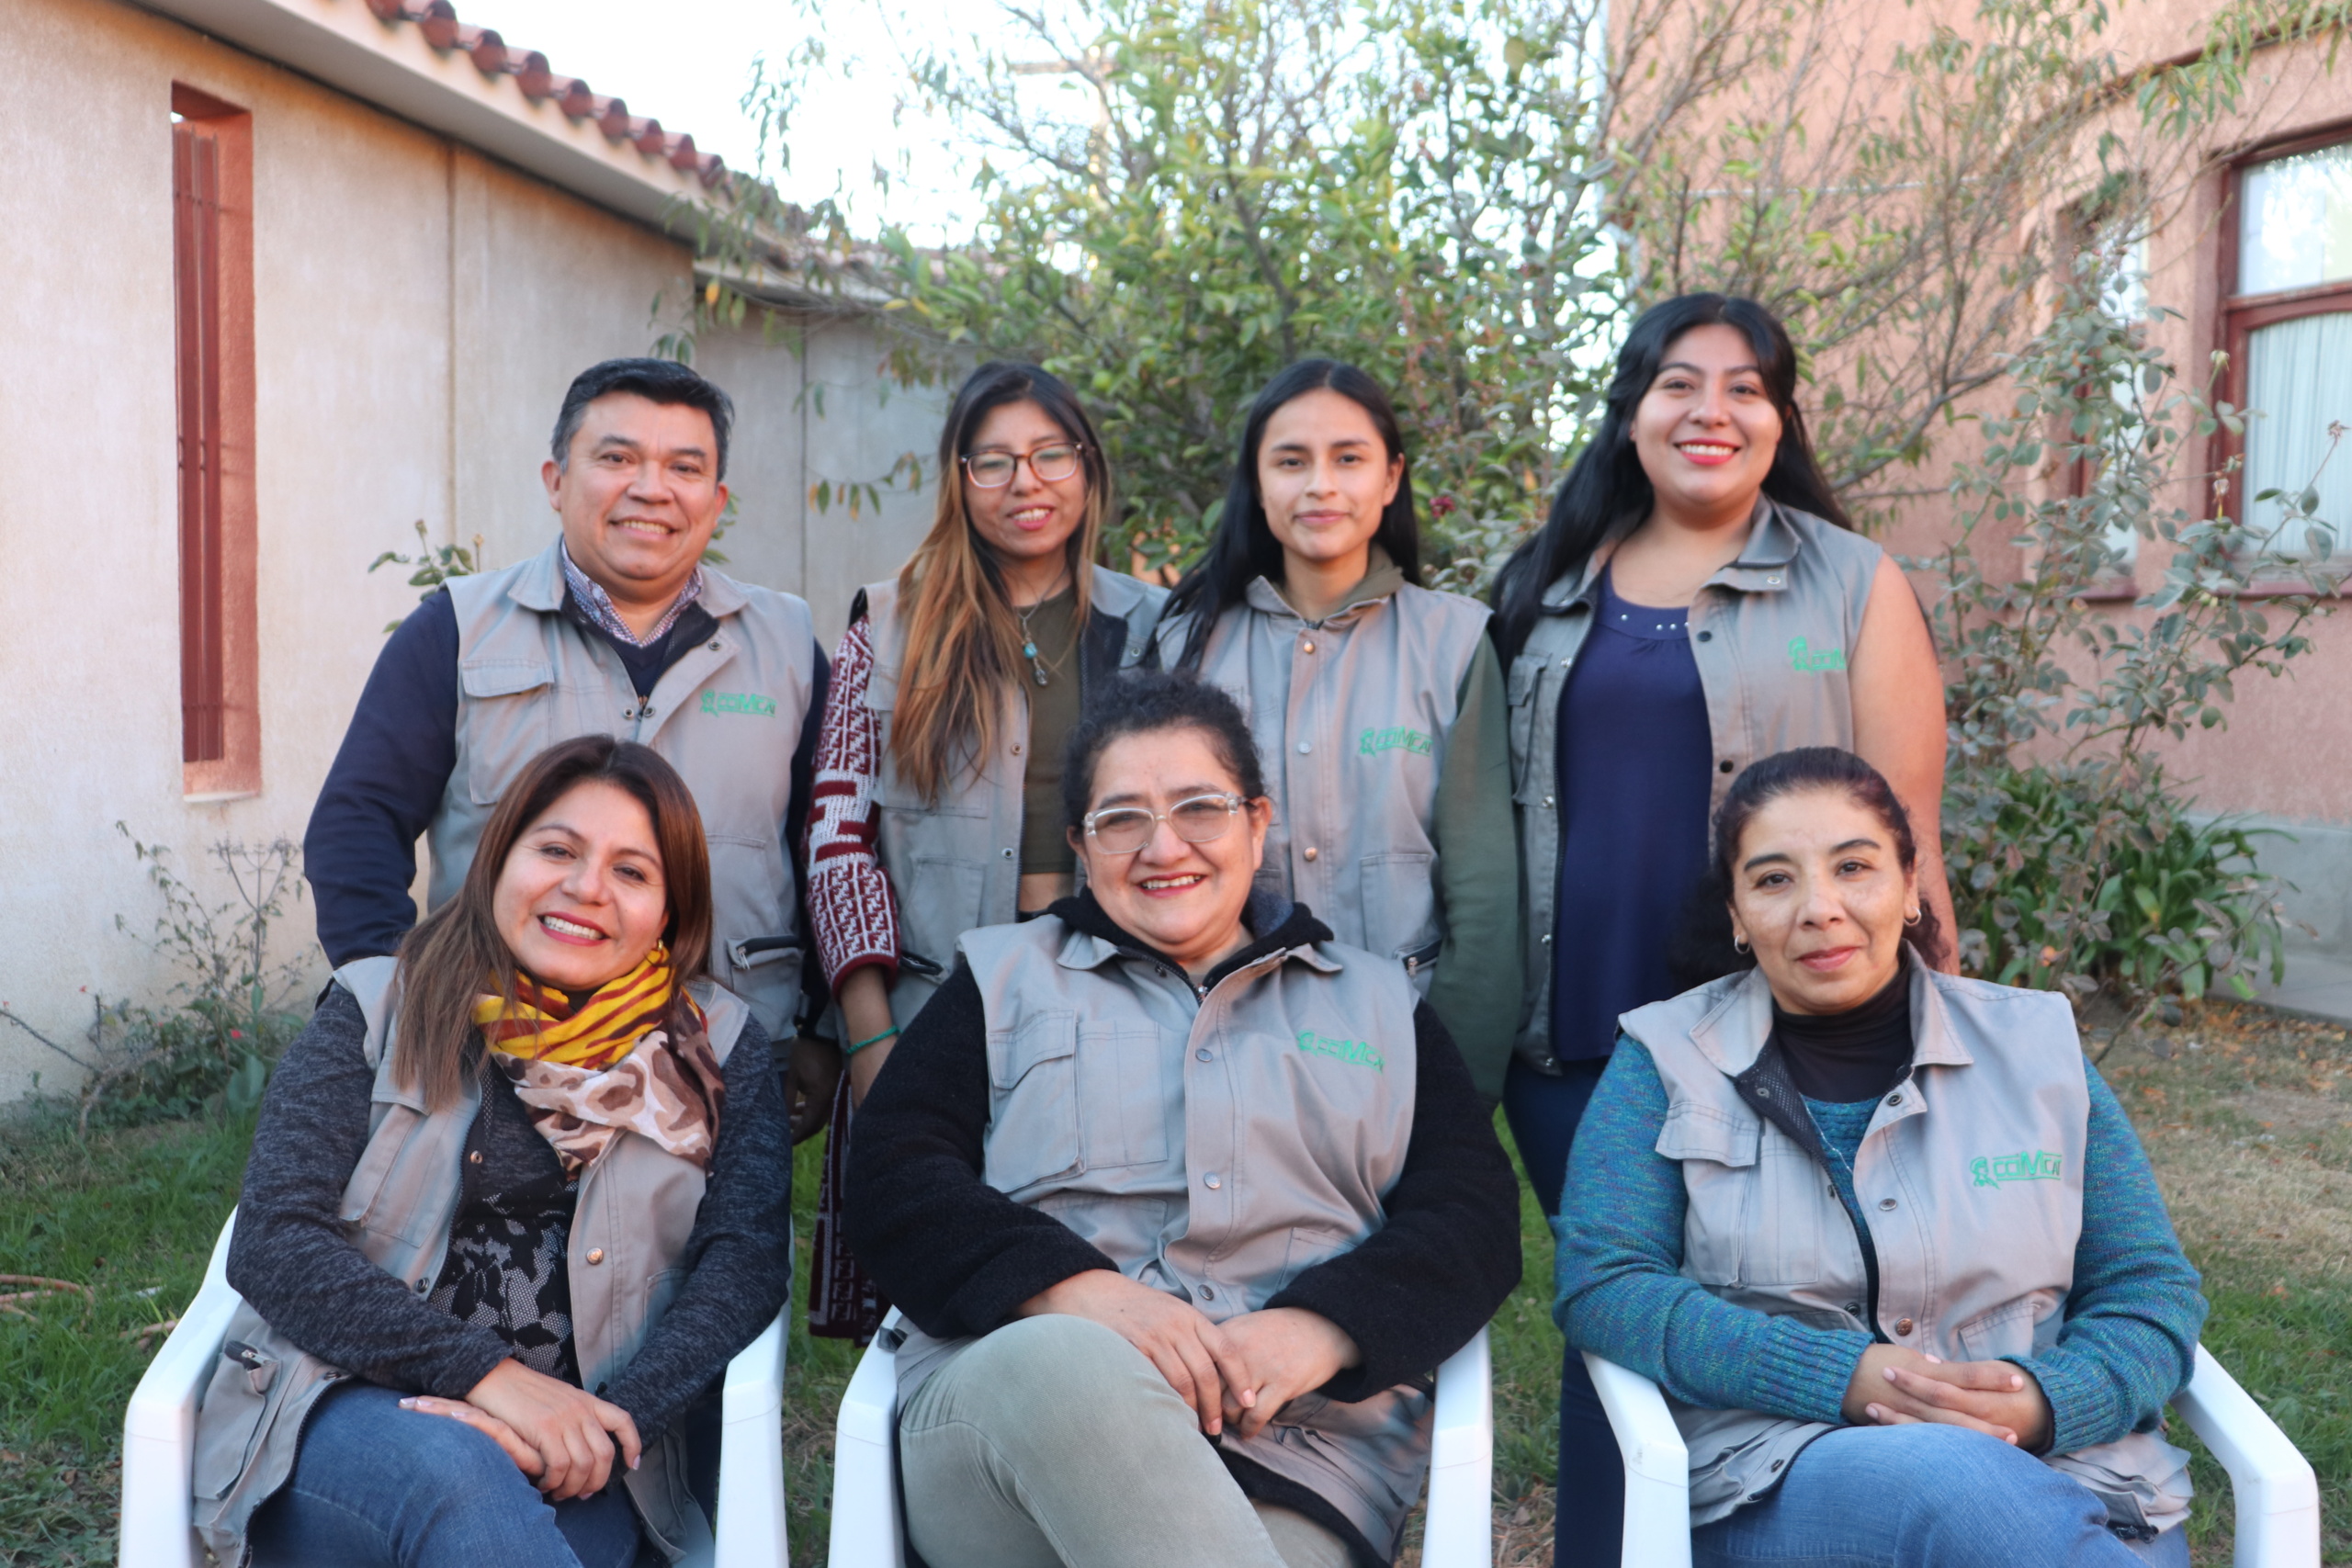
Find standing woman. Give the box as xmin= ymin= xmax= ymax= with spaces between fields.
xmin=800 ymin=361 xmax=1164 ymax=1333
xmin=1487 ymin=293 xmax=1953 ymax=1561
xmin=1156 ymin=359 xmax=1521 ymax=1099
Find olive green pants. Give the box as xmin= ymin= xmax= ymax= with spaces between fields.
xmin=899 ymin=1314 xmax=1355 ymax=1568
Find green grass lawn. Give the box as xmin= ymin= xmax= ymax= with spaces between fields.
xmin=3 ymin=1001 xmax=2346 ymax=1565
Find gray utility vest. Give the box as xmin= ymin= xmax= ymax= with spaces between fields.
xmin=860 ymin=566 xmax=1165 ymax=1028
xmin=190 ymin=957 xmax=754 ymax=1565
xmin=1623 ymin=962 xmax=2192 ymax=1531
xmin=1157 ymin=573 xmax=1490 ymax=994
xmin=893 ymin=913 xmax=1434 ymax=1558
xmin=436 ymin=541 xmax=819 ymax=1037
xmin=1506 ymin=501 xmax=1880 ymax=1067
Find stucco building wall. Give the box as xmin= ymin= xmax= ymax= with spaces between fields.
xmin=0 ymin=0 xmax=942 ymax=1100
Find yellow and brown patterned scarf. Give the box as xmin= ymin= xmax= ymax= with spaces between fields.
xmin=473 ymin=947 xmax=726 ymax=1177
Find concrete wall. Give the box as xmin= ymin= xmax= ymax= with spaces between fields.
xmin=0 ymin=0 xmax=942 ymax=1100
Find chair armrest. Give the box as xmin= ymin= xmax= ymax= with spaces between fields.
xmin=1584 ymin=1353 xmax=1691 ymax=1568
xmin=1421 ymin=1325 xmax=1493 ymax=1568
xmin=121 ymin=1211 xmax=243 ymax=1568
xmin=2170 ymin=1344 xmax=2320 ymax=1568
xmin=711 ymin=1309 xmax=789 ymax=1568
xmin=829 ymin=1308 xmax=906 ymax=1568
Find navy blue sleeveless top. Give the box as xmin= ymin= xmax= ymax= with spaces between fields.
xmin=1549 ymin=569 xmax=1716 ymax=1061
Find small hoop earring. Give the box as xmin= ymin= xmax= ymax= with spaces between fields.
xmin=1732 ymin=935 xmax=1750 ymax=955
xmin=1904 ymin=908 xmax=1922 ymax=926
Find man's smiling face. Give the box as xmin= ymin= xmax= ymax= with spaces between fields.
xmin=542 ymin=391 xmax=728 ymax=609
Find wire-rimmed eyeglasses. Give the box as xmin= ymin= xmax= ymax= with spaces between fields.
xmin=1080 ymin=794 xmax=1251 ymax=855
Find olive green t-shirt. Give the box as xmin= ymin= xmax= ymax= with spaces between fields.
xmin=1018 ymin=589 xmax=1083 ymax=876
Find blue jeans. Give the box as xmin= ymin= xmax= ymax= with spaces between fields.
xmin=1504 ymin=1055 xmax=1622 ymax=1568
xmin=1692 ymin=1424 xmax=2190 ymax=1568
xmin=247 ymin=1382 xmax=644 ymax=1568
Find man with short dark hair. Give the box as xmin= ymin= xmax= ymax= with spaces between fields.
xmin=307 ymin=358 xmax=831 ymax=1087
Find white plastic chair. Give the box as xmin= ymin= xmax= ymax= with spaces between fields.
xmin=1585 ymin=1344 xmax=2322 ymax=1568
xmin=829 ymin=1308 xmax=1496 ymax=1567
xmin=120 ymin=1211 xmax=790 ymax=1568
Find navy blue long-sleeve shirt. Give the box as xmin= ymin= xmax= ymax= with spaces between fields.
xmin=305 ymin=586 xmax=828 ymax=968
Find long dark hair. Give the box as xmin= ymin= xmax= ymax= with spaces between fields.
xmin=393 ymin=735 xmax=713 ymax=1110
xmin=1164 ymin=359 xmax=1419 ymax=669
xmin=1489 ymin=294 xmax=1851 ymax=660
xmin=892 ymin=361 xmax=1114 ymax=800
xmin=1669 ymin=747 xmax=1945 ymax=988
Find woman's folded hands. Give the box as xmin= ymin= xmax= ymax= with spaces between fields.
xmin=400 ymin=1358 xmax=644 ymax=1499
xmin=1017 ymin=1269 xmax=1361 ymax=1440
xmin=1840 ymin=1343 xmax=2053 ymax=1451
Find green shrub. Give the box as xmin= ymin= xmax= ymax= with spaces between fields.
xmin=1945 ymin=761 xmax=2287 ymax=1004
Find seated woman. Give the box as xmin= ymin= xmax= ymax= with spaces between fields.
xmin=192 ymin=736 xmax=791 ymax=1568
xmin=847 ymin=671 xmax=1521 ymax=1568
xmin=1557 ymin=747 xmax=2208 ymax=1568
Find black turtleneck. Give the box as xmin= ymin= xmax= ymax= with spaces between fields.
xmin=1770 ymin=957 xmax=1913 ymax=1103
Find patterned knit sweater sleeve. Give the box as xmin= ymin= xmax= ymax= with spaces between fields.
xmin=805 ymin=612 xmax=900 ymax=989
xmin=1553 ymin=1039 xmax=1870 ymax=1423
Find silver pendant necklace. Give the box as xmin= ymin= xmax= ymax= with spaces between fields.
xmin=1015 ymin=574 xmax=1069 ymax=687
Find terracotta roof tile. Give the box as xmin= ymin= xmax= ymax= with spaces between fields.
xmin=358 ymin=0 xmax=727 ymax=186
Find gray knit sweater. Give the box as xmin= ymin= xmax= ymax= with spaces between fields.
xmin=226 ymin=984 xmax=791 ymax=1441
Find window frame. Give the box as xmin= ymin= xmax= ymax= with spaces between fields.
xmin=2216 ymin=127 xmax=2352 ymax=592
xmin=170 ymin=84 xmax=260 ymax=800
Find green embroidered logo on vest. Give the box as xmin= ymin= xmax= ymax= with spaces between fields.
xmin=1358 ymin=727 xmax=1433 ymax=757
xmin=1295 ymin=1029 xmax=1385 ymax=1071
xmin=1971 ymin=1149 xmax=2064 ymax=1188
xmin=1787 ymin=637 xmax=1847 ymax=672
xmin=700 ymin=691 xmax=777 ymax=717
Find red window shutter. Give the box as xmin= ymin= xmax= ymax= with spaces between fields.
xmin=174 ymin=118 xmax=227 ymax=764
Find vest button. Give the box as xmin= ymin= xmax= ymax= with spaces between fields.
xmin=1296 ymin=740 xmax=1312 ymax=754
xmin=1895 ymin=1317 xmax=1916 ymax=1336
xmin=1198 ymin=1284 xmax=1216 ymax=1301
xmin=1877 ymin=1198 xmax=1897 ymax=1212
xmin=587 ymin=1248 xmax=606 ymax=1265
xmin=1196 ymin=1049 xmax=1213 ymax=1062
xmin=1012 ymin=744 xmax=1023 ymax=755
xmin=1002 ymin=848 xmax=1015 ymax=858
xmin=1827 ymin=1183 xmax=1838 ymax=1198
xmin=1204 ymin=1173 xmax=1221 ymax=1190
xmin=468 ymin=1150 xmax=483 ymax=1165
xmin=1543 ymin=795 xmax=1555 ymax=808
xmin=1719 ymin=760 xmax=1736 ymax=773
xmin=1541 ymin=933 xmax=1552 ymax=944
xmin=1303 ymin=846 xmax=1318 ymax=863
xmin=1886 ymin=1091 xmax=1903 ymax=1106
xmin=1844 ymin=1302 xmax=1862 ymax=1315
xmin=1696 ymin=630 xmax=1713 ymax=642
xmin=1302 ymin=639 xmax=1316 ymax=653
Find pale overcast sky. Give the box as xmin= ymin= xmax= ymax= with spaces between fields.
xmin=468 ymin=0 xmax=1076 ymax=238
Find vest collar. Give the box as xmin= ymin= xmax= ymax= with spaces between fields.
xmin=511 ymin=538 xmax=749 ymax=619
xmin=1536 ymin=495 xmax=1811 ymax=614
xmin=1242 ymin=545 xmax=1407 ymax=627
xmin=1687 ymin=949 xmax=1972 ymax=1080
xmin=1088 ymin=562 xmax=1152 ymax=619
xmin=1047 ymin=888 xmax=1342 ymax=978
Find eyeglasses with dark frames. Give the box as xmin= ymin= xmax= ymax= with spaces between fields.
xmin=962 ymin=443 xmax=1085 ymax=489
xmin=1081 ymin=794 xmax=1250 ymax=855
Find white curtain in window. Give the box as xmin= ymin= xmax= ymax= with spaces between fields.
xmin=2243 ymin=311 xmax=2352 ymax=558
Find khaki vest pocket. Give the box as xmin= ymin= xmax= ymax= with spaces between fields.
xmin=457 ymin=662 xmax=554 ymax=807
xmin=1074 ymin=1023 xmax=1173 ymax=1169
xmin=985 ymin=1011 xmax=1081 ymax=1193
xmin=1657 ymin=1105 xmax=1755 ymax=1285
xmin=1359 ymin=852 xmax=1439 ymax=961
